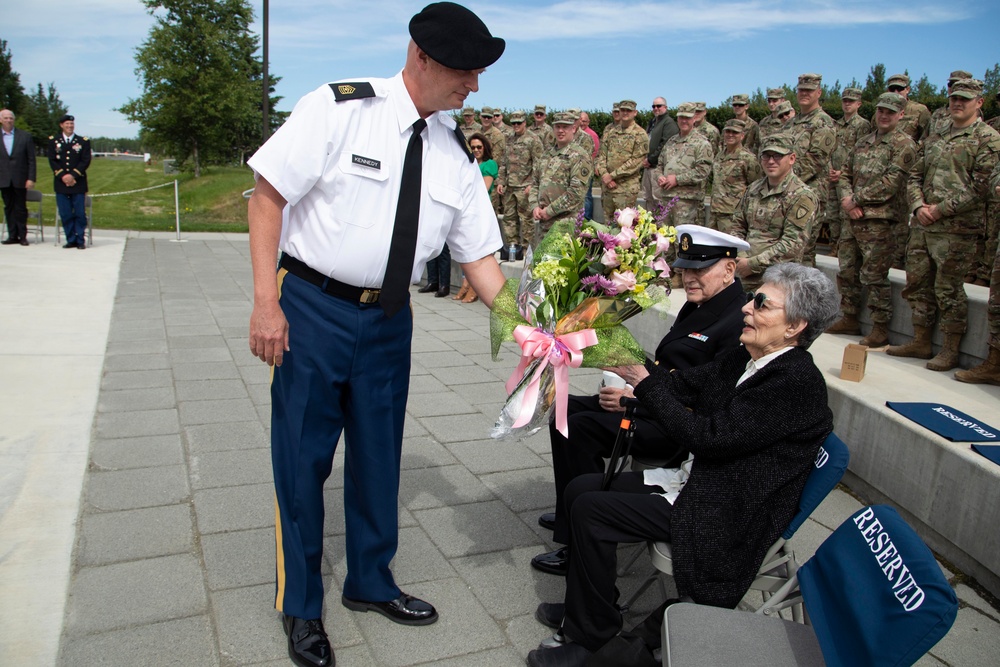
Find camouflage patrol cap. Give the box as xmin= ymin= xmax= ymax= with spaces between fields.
xmin=553 ymin=112 xmax=577 ymax=126
xmin=693 ymin=102 xmax=707 ymax=112
xmin=676 ymin=102 xmax=697 ymax=118
xmin=723 ymin=119 xmax=747 ymax=132
xmin=731 ymin=94 xmax=750 ymax=105
xmin=480 ymin=106 xmax=493 ymax=116
xmin=842 ymin=87 xmax=863 ymax=101
xmin=949 ymin=78 xmax=984 ymax=99
xmin=619 ymin=100 xmax=637 ymax=111
xmin=534 ymin=105 xmax=546 ymax=114
xmin=875 ymin=92 xmax=906 ymax=113
xmin=462 ymin=106 xmax=475 ymax=115
xmin=775 ymin=100 xmax=794 ymax=116
xmin=797 ymin=73 xmax=822 ymax=90
xmin=887 ymin=73 xmax=910 ymax=87
xmin=612 ymin=102 xmax=621 ymax=111
xmin=766 ymin=88 xmax=785 ymax=100
xmin=567 ymin=108 xmax=581 ymax=116
xmin=760 ymin=132 xmax=796 ymax=156
xmin=510 ymin=110 xmax=527 ymax=123
xmin=948 ymin=70 xmax=973 ymax=83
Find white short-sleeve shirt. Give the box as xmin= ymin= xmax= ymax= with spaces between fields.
xmin=248 ymin=71 xmax=501 ymax=288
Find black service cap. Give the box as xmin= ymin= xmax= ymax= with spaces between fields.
xmin=409 ymin=2 xmax=505 ymax=70
xmin=58 ymin=114 xmax=75 ymax=124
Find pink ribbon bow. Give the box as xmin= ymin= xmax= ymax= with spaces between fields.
xmin=505 ymin=325 xmax=599 ymax=437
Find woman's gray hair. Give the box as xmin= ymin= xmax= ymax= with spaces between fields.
xmin=761 ymin=263 xmax=839 ymax=349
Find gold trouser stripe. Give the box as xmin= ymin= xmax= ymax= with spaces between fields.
xmin=272 ymin=267 xmax=288 ymax=611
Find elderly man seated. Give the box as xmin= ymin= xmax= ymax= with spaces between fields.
xmin=526 ymin=263 xmax=839 ymax=667
xmin=532 ymin=226 xmax=750 ymax=576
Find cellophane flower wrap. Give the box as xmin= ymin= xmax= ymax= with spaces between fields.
xmin=490 ymin=204 xmax=677 ymax=439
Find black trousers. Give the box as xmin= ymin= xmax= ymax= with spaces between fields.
xmin=549 ymin=394 xmax=685 ymax=544
xmin=562 ymin=472 xmax=673 ymax=652
xmin=424 ymin=242 xmax=451 ymax=288
xmin=1 ymin=185 xmax=28 ymax=240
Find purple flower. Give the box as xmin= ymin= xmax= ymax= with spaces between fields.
xmin=596 ymin=231 xmax=618 ymax=250
xmin=581 ymin=274 xmax=619 ymax=296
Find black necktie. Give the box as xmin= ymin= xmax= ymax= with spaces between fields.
xmin=381 ymin=118 xmax=427 ymax=317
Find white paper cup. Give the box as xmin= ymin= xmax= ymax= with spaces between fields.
xmin=601 ymin=371 xmax=627 ymax=390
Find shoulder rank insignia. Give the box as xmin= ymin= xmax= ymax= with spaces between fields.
xmin=452 ymin=125 xmax=474 ymax=163
xmin=329 ymin=82 xmax=376 ymax=102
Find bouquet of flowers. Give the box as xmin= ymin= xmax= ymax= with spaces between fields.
xmin=490 ymin=203 xmax=677 ymax=440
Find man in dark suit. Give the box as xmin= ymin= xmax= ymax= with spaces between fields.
xmin=0 ymin=109 xmax=36 ymax=246
xmin=48 ymin=114 xmax=91 ymax=249
xmin=532 ymin=225 xmax=751 ymax=575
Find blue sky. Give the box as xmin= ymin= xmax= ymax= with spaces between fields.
xmin=5 ymin=0 xmax=999 ymax=139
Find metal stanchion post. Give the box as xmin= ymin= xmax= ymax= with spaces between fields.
xmin=170 ymin=179 xmax=187 ymax=243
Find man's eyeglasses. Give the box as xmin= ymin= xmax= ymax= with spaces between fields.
xmin=887 ymin=85 xmax=905 ymax=93
xmin=732 ymin=103 xmax=746 ymax=107
xmin=652 ymin=104 xmax=666 ymax=109
xmin=511 ymin=120 xmax=524 ymax=125
xmin=778 ymin=111 xmax=792 ymax=120
xmin=760 ymin=152 xmax=786 ymax=163
xmin=534 ymin=112 xmax=546 ymax=116
xmin=746 ymin=291 xmax=782 ymax=310
xmin=493 ymin=113 xmax=502 ymax=117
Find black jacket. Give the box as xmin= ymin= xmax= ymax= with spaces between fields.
xmin=48 ymin=134 xmax=91 ymax=194
xmin=0 ymin=129 xmax=36 ymax=188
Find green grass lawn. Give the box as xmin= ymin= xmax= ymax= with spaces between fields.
xmin=33 ymin=158 xmax=256 ymax=233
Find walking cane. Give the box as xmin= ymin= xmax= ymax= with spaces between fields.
xmin=601 ymin=397 xmax=640 ymax=491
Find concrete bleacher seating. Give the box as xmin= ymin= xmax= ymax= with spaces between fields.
xmin=478 ymin=251 xmax=1000 ymax=599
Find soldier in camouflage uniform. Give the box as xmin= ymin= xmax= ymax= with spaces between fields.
xmin=498 ymin=111 xmax=545 ymax=247
xmin=758 ymin=88 xmax=787 ymax=143
xmin=482 ymin=107 xmax=507 ymax=217
xmin=568 ymin=108 xmax=595 ymax=158
xmin=955 ymin=162 xmax=1000 ymax=385
xmin=927 ymin=70 xmax=974 ymax=141
xmin=829 ymin=93 xmax=916 ymax=347
xmin=596 ymin=100 xmax=648 ymax=223
xmin=789 ymin=73 xmax=837 ymax=266
xmin=602 ymin=102 xmax=621 ymax=144
xmin=826 ymin=87 xmax=871 ymax=255
xmin=888 ymin=79 xmax=1000 ymax=371
xmin=493 ymin=109 xmax=514 ymax=139
xmin=774 ymin=100 xmax=795 ymax=126
xmin=533 ymin=112 xmax=592 ymax=238
xmin=709 ymin=119 xmax=763 ymax=235
xmin=887 ymin=73 xmax=932 ymax=270
xmin=529 ymin=105 xmax=555 ymax=149
xmin=731 ymin=93 xmax=760 ymax=156
xmin=974 ymin=90 xmax=1000 ymax=286
xmin=692 ymin=101 xmax=720 ymax=155
xmin=652 ymin=102 xmax=713 ymax=226
xmin=731 ymin=133 xmax=818 ymax=291
xmin=460 ymin=106 xmax=481 ymax=139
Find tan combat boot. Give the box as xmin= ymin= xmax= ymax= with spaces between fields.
xmin=886 ymin=325 xmax=934 ymax=359
xmin=954 ymin=347 xmax=1000 ymax=386
xmin=926 ymin=333 xmax=963 ymax=371
xmin=859 ymin=322 xmax=889 ymax=347
xmin=827 ymin=314 xmax=862 ymax=335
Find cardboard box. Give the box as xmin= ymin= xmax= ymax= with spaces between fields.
xmin=841 ymin=343 xmax=868 ymax=382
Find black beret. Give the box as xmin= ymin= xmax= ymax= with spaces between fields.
xmin=58 ymin=114 xmax=75 ymax=124
xmin=409 ymin=2 xmax=505 ymax=70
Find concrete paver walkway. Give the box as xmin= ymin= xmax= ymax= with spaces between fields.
xmin=1 ymin=233 xmax=998 ymax=666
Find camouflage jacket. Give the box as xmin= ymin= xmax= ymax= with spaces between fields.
xmin=789 ymin=107 xmax=836 ymax=186
xmin=898 ymin=100 xmax=931 ymax=144
xmin=573 ymin=129 xmax=596 ymax=160
xmin=908 ymin=118 xmax=1000 ymax=234
xmin=461 ymin=122 xmax=481 ymax=139
xmin=840 ymin=128 xmax=917 ymax=220
xmin=739 ymin=116 xmax=761 ymax=156
xmin=496 ymin=121 xmax=515 ymax=140
xmin=529 ymin=123 xmax=555 ymax=149
xmin=597 ymin=122 xmax=648 ymax=182
xmin=534 ymin=144 xmax=592 ymax=223
xmin=710 ymin=146 xmax=764 ymax=215
xmin=758 ymin=114 xmax=784 ymax=143
xmin=501 ymin=130 xmax=545 ymax=187
xmin=694 ymin=121 xmax=720 ymax=155
xmin=831 ymin=113 xmax=871 ymax=170
xmin=652 ymin=131 xmax=713 ymax=202
xmin=732 ymin=170 xmax=818 ymax=274
xmin=927 ymin=107 xmax=952 ymax=143
xmin=484 ymin=126 xmax=507 ymax=165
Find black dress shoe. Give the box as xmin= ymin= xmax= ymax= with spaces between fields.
xmin=538 ymin=512 xmax=556 ymax=531
xmin=527 ymin=642 xmax=592 ymax=667
xmin=535 ymin=601 xmax=564 ymax=629
xmin=341 ymin=592 xmax=438 ymax=626
xmin=1 ymin=237 xmax=18 ymax=245
xmin=63 ymin=242 xmax=75 ymax=248
xmin=282 ymin=615 xmax=334 ymax=667
xmin=77 ymin=242 xmax=86 ymax=249
xmin=417 ymin=283 xmax=439 ymax=293
xmin=434 ymin=286 xmax=450 ymax=297
xmin=531 ymin=547 xmax=569 ymax=576
xmin=20 ymin=239 xmax=29 ymax=246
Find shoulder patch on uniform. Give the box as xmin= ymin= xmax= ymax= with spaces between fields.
xmin=794 ymin=204 xmax=810 ymax=221
xmin=452 ymin=125 xmax=474 ymax=163
xmin=329 ymin=82 xmax=376 ymax=101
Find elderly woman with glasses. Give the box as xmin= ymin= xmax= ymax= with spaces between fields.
xmin=527 ymin=263 xmax=839 ymax=667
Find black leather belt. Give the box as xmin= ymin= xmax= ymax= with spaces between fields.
xmin=279 ymin=254 xmax=381 ymax=304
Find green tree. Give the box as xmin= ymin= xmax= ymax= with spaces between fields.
xmin=863 ymin=63 xmax=887 ymax=102
xmin=118 ymin=0 xmax=281 ymax=177
xmin=0 ymin=39 xmax=27 ymax=115
xmin=22 ymin=82 xmax=68 ymax=150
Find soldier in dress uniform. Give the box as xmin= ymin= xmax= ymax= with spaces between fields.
xmin=826 ymin=87 xmax=871 ymax=256
xmin=532 ymin=112 xmax=591 ymax=237
xmin=709 ymin=119 xmax=762 ymax=235
xmin=595 ymin=99 xmax=648 ymax=222
xmin=47 ymin=114 xmax=91 ymax=249
xmin=499 ymin=110 xmax=544 ymax=247
xmin=653 ymin=102 xmax=713 ymax=226
xmin=731 ymin=93 xmax=760 ymax=156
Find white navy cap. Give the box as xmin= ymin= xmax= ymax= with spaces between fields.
xmin=673 ymin=225 xmax=750 ymax=269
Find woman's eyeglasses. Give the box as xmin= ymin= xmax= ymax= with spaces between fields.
xmin=470 ymin=145 xmax=484 ymax=151
xmin=746 ymin=292 xmax=782 ymax=310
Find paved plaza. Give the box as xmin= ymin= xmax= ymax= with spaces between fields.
xmin=0 ymin=233 xmax=998 ymax=666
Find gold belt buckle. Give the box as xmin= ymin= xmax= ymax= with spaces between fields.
xmin=359 ymin=289 xmax=380 ymax=304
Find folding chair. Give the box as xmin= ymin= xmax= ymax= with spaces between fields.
xmin=55 ymin=194 xmax=93 ymax=246
xmin=661 ymin=505 xmax=959 ymax=666
xmin=622 ymin=433 xmax=850 ymax=617
xmin=1 ymin=189 xmax=45 ymax=243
